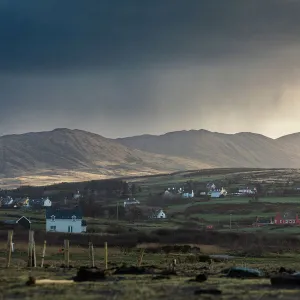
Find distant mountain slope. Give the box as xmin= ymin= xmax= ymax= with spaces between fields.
xmin=275 ymin=133 xmax=300 ymax=162
xmin=0 ymin=128 xmax=211 ymax=178
xmin=116 ymin=129 xmax=297 ymax=168
xmin=2 ymin=127 xmax=300 ymax=188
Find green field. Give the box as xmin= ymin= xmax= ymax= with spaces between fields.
xmin=2 ymin=246 xmax=300 ymax=300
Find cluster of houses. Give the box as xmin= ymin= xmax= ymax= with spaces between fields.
xmin=1 ymin=207 xmax=87 ymax=234
xmin=0 ymin=196 xmax=52 ymax=208
xmin=123 ymin=197 xmax=167 ymax=219
xmin=163 ymin=182 xmax=228 ymax=199
xmin=161 ymin=182 xmax=262 ymax=200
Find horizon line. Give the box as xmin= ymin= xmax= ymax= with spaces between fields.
xmin=0 ymin=127 xmax=299 ymax=140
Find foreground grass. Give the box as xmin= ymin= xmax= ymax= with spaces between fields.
xmin=1 ymin=246 xmax=300 ymax=299
xmin=1 ymin=266 xmax=300 ymax=300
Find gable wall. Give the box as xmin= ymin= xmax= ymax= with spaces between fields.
xmin=46 ymin=219 xmax=82 ymax=233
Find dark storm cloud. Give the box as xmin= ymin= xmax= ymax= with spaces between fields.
xmin=1 ymin=0 xmax=300 ymax=138
xmin=1 ymin=0 xmax=300 ymax=72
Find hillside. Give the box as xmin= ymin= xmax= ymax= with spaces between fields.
xmin=2 ymin=128 xmax=300 ymax=188
xmin=0 ymin=128 xmax=211 ymax=187
xmin=116 ymin=129 xmax=298 ymax=168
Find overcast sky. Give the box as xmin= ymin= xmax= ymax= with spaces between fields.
xmin=1 ymin=0 xmax=300 ymax=138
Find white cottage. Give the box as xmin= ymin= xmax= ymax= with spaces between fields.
xmin=45 ymin=207 xmax=86 ymax=233
xmin=182 ymin=190 xmax=194 ymax=198
xmin=152 ymin=209 xmax=166 ymax=219
xmin=43 ymin=197 xmax=52 ymax=207
xmin=124 ymin=198 xmax=140 ymax=207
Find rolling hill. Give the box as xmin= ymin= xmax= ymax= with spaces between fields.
xmin=116 ymin=129 xmax=299 ymax=168
xmin=0 ymin=128 xmax=211 ymax=187
xmin=1 ymin=128 xmax=300 ymax=188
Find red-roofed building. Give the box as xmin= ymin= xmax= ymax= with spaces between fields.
xmin=274 ymin=211 xmax=300 ymax=225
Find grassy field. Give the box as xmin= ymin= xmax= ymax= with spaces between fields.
xmin=2 ymin=243 xmax=300 ymax=299
xmin=3 ymin=169 xmax=300 ymax=298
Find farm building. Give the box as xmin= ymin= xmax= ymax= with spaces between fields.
xmin=29 ymin=197 xmax=52 ymax=208
xmin=252 ymin=217 xmax=272 ymax=227
xmin=150 ymin=209 xmax=167 ymax=219
xmin=46 ymin=207 xmax=87 ymax=233
xmin=182 ymin=190 xmax=194 ymax=198
xmin=0 ymin=216 xmax=31 ymax=230
xmin=274 ymin=211 xmax=300 ymax=225
xmin=123 ymin=198 xmax=140 ymax=207
xmin=210 ymin=188 xmax=227 ymax=198
xmin=16 ymin=216 xmax=32 ymax=229
xmin=238 ymin=187 xmax=257 ymax=195
xmin=43 ymin=197 xmax=52 ymax=207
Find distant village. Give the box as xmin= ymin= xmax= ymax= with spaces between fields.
xmin=0 ymin=178 xmax=299 ymax=235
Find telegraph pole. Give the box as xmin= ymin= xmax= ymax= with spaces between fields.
xmin=116 ymin=201 xmax=119 ymax=222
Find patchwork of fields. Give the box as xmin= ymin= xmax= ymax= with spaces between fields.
xmin=1 ymin=168 xmax=300 ymax=299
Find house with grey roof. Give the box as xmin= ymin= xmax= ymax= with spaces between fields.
xmin=45 ymin=207 xmax=86 ymax=233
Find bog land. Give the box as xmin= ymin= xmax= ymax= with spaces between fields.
xmin=1 ymin=168 xmax=300 ymax=298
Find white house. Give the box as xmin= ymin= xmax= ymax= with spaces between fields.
xmin=2 ymin=196 xmax=14 ymax=206
xmin=207 ymin=183 xmax=216 ymax=191
xmin=182 ymin=190 xmax=194 ymax=198
xmin=124 ymin=198 xmax=140 ymax=208
xmin=43 ymin=197 xmax=52 ymax=207
xmin=73 ymin=191 xmax=81 ymax=200
xmin=45 ymin=207 xmax=86 ymax=233
xmin=152 ymin=209 xmax=166 ymax=219
xmin=210 ymin=187 xmax=227 ymax=198
xmin=238 ymin=187 xmax=256 ymax=195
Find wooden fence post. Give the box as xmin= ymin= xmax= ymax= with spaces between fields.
xmin=89 ymin=242 xmax=95 ymax=268
xmin=41 ymin=240 xmax=47 ymax=268
xmin=137 ymin=248 xmax=145 ymax=267
xmin=64 ymin=240 xmax=70 ymax=267
xmin=32 ymin=239 xmax=37 ymax=268
xmin=104 ymin=242 xmax=108 ymax=270
xmin=27 ymin=230 xmax=35 ymax=268
xmin=6 ymin=230 xmax=13 ymax=268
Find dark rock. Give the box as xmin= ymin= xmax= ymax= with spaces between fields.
xmin=73 ymin=267 xmax=106 ymax=282
xmin=226 ymin=267 xmax=264 ymax=278
xmin=195 ymin=273 xmax=208 ymax=282
xmin=188 ymin=273 xmax=208 ymax=283
xmin=114 ymin=266 xmax=149 ymax=275
xmin=271 ymin=273 xmax=300 ymax=287
xmin=26 ymin=276 xmax=36 ymax=286
xmin=160 ymin=270 xmax=177 ymax=276
xmin=197 ymin=255 xmax=211 ymax=263
xmin=279 ymin=267 xmax=296 ymax=274
xmin=194 ymin=289 xmax=222 ymax=295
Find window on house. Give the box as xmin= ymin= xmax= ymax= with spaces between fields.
xmin=51 ymin=215 xmax=55 ymax=222
xmin=72 ymin=215 xmax=76 ymax=221
xmin=50 ymin=226 xmax=56 ymax=231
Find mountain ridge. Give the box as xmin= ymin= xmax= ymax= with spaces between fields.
xmin=116 ymin=129 xmax=300 ymax=169
xmin=1 ymin=127 xmax=300 ymax=188
xmin=0 ymin=128 xmax=212 ymax=187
